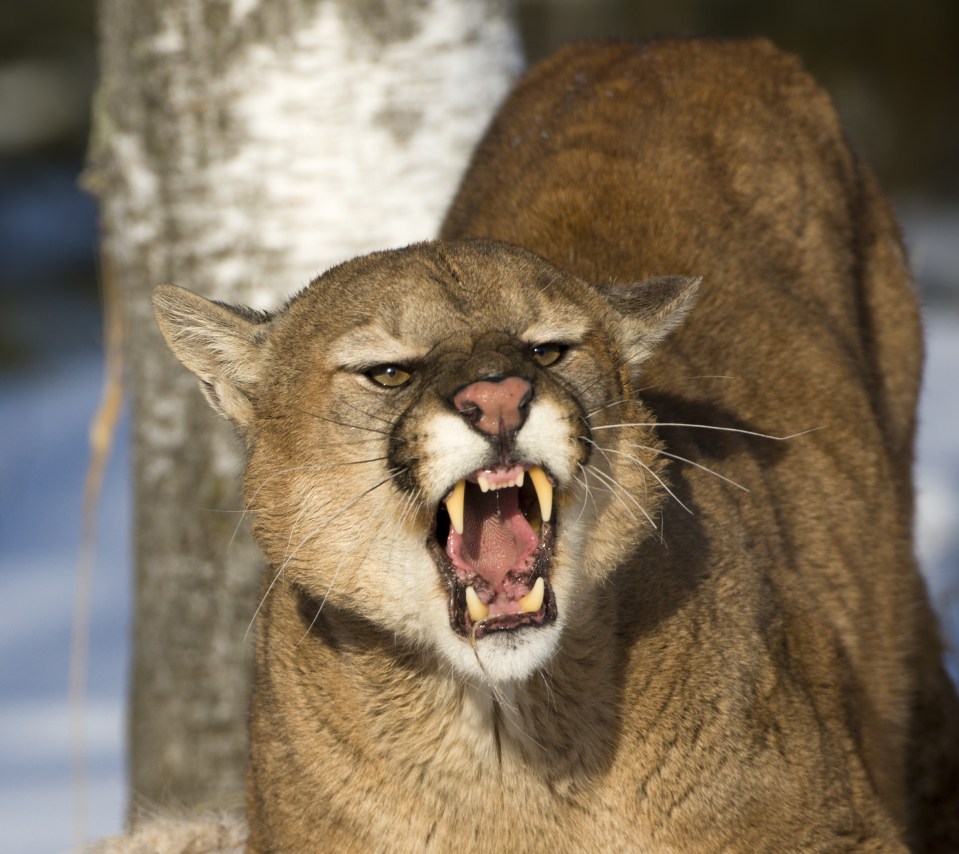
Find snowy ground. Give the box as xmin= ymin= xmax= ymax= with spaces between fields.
xmin=1 ymin=299 xmax=957 ymax=854
xmin=916 ymin=310 xmax=959 ymax=676
xmin=0 ymin=359 xmax=131 ymax=853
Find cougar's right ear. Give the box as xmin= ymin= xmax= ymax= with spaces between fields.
xmin=598 ymin=275 xmax=700 ymax=378
xmin=152 ymin=284 xmax=273 ymax=427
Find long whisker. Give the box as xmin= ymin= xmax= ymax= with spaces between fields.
xmin=229 ymin=457 xmax=388 ymax=546
xmin=387 ymin=487 xmax=427 ymax=569
xmin=581 ymin=434 xmax=648 ymax=507
xmin=248 ymin=466 xmax=390 ymax=640
xmin=285 ymin=501 xmax=311 ymax=554
xmin=396 ymin=489 xmax=418 ymax=531
xmin=404 ymin=486 xmax=428 ymax=530
xmin=585 ymin=397 xmax=636 ymax=419
xmin=685 ymin=374 xmax=737 ymax=381
xmin=295 ymin=519 xmax=383 ymax=648
xmin=299 ymin=410 xmax=392 ymax=436
xmin=301 ymin=436 xmax=384 ymax=450
xmin=571 ymin=372 xmax=616 ymax=400
xmin=337 ymin=397 xmax=399 ymax=426
xmin=585 ymin=463 xmax=656 ymax=529
xmin=246 ymin=469 xmax=405 ymax=638
xmin=468 ymin=635 xmax=517 ymax=715
xmin=245 ymin=563 xmax=286 ymax=641
xmin=539 ymin=670 xmax=557 ymax=714
xmin=295 ymin=553 xmax=349 ymax=647
xmin=592 ymin=422 xmax=826 ymax=441
xmin=499 ymin=700 xmax=547 ymax=755
xmin=583 ymin=438 xmax=692 ymax=515
xmin=584 ymin=378 xmax=741 ymax=422
xmin=245 ymin=458 xmax=389 ymax=502
xmin=461 ymin=660 xmax=547 ymax=755
xmin=625 ymin=442 xmax=750 ymax=493
xmin=572 ymin=465 xmax=599 ymax=524
xmin=281 ymin=469 xmax=405 ymax=571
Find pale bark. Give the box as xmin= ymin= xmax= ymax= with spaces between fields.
xmin=88 ymin=0 xmax=521 ymax=817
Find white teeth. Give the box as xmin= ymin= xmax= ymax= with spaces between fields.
xmin=444 ymin=480 xmax=465 ymax=535
xmin=448 ymin=469 xmax=548 ymax=535
xmin=465 ymin=586 xmax=489 ymax=623
xmin=476 ymin=470 xmax=526 ymax=493
xmin=528 ymin=466 xmax=553 ymax=523
xmin=518 ymin=577 xmax=545 ymax=614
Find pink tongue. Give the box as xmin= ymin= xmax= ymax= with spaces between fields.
xmin=452 ymin=487 xmax=538 ymax=589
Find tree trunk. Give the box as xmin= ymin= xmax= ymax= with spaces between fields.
xmin=87 ymin=0 xmax=521 ymax=819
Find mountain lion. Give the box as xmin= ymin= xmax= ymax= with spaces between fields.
xmin=152 ymin=38 xmax=959 ymax=852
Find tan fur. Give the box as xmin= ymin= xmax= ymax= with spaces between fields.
xmin=153 ymin=39 xmax=959 ymax=852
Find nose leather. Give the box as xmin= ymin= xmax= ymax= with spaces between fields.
xmin=453 ymin=377 xmax=532 ymax=435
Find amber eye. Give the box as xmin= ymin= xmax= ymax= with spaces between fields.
xmin=366 ymin=365 xmax=412 ymax=388
xmin=531 ymin=343 xmax=566 ymax=367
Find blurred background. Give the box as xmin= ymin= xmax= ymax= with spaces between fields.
xmin=1 ymin=1 xmax=956 ymax=851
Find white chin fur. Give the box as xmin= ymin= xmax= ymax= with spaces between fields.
xmin=434 ymin=617 xmax=564 ymax=684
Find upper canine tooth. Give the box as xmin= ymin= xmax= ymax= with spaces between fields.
xmin=518 ymin=577 xmax=545 ymax=614
xmin=478 ymin=474 xmax=491 ymax=493
xmin=465 ymin=586 xmax=489 ymax=622
xmin=445 ymin=480 xmax=465 ymax=535
xmin=516 ymin=471 xmax=525 ymax=488
xmin=528 ymin=466 xmax=553 ymax=522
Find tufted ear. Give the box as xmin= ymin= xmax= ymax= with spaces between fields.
xmin=152 ymin=284 xmax=273 ymax=427
xmin=598 ymin=276 xmax=700 ymax=376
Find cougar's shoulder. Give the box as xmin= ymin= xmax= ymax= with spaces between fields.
xmin=153 ymin=38 xmax=959 ymax=853
xmin=445 ymin=37 xmax=921 ymax=450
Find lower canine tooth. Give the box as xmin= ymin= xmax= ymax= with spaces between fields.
xmin=518 ymin=577 xmax=545 ymax=614
xmin=465 ymin=586 xmax=489 ymax=622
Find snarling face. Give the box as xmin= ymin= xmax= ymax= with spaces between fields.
xmin=153 ymin=240 xmax=696 ymax=684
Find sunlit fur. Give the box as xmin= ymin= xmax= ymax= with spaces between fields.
xmin=152 ymin=39 xmax=959 ymax=853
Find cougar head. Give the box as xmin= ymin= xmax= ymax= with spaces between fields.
xmin=153 ymin=239 xmax=697 ymax=684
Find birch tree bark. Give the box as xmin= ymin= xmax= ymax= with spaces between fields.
xmin=87 ymin=0 xmax=521 ymax=817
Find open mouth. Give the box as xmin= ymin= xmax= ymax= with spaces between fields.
xmin=432 ymin=464 xmax=557 ymax=640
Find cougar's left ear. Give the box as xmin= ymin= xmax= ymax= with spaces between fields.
xmin=152 ymin=284 xmax=273 ymax=427
xmin=598 ymin=276 xmax=700 ymax=376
